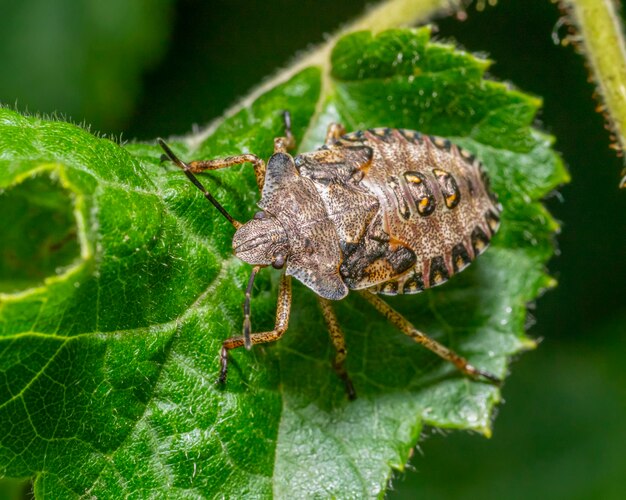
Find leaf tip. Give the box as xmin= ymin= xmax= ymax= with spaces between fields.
xmin=521 ymin=337 xmax=539 ymax=350
xmin=544 ymin=276 xmax=559 ymax=290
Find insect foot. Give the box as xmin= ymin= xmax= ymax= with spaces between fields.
xmin=159 ymin=115 xmax=503 ymax=398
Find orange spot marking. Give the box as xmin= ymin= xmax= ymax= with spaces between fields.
xmin=358 ymin=158 xmax=372 ymax=175
xmin=405 ymin=173 xmax=422 ymax=184
xmin=388 ymin=235 xmax=406 ymax=251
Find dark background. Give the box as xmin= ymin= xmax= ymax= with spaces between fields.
xmin=1 ymin=0 xmax=624 ymax=498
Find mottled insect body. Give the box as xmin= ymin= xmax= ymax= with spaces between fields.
xmin=294 ymin=128 xmax=501 ymax=298
xmin=158 ymin=113 xmax=502 ymax=399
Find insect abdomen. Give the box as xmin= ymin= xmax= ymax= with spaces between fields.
xmin=345 ymin=128 xmax=502 ymax=296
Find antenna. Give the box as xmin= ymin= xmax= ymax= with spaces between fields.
xmin=157 ymin=138 xmax=241 ymax=228
xmin=242 ymin=265 xmax=262 ymax=349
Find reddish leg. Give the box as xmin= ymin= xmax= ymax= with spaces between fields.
xmin=219 ymin=273 xmax=292 ymax=384
xmin=325 ymin=122 xmax=346 ymax=145
xmin=359 ymin=291 xmax=501 ymax=384
xmin=318 ymin=297 xmax=356 ymax=399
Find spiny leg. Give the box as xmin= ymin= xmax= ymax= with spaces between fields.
xmin=219 ymin=273 xmax=292 ymax=384
xmin=186 ymin=154 xmax=266 ymax=192
xmin=325 ymin=122 xmax=346 ymax=146
xmin=274 ymin=110 xmax=297 ymax=153
xmin=358 ymin=291 xmax=501 ymax=384
xmin=317 ymin=297 xmax=356 ymax=400
xmin=158 ymin=137 xmax=265 ymax=191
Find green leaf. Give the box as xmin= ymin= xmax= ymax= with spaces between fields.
xmin=0 ymin=28 xmax=567 ymax=497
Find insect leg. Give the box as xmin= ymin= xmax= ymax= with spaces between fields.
xmin=274 ymin=110 xmax=297 ymax=153
xmin=218 ymin=273 xmax=292 ymax=384
xmin=358 ymin=291 xmax=502 ymax=385
xmin=325 ymin=123 xmax=346 ymax=146
xmin=184 ymin=154 xmax=266 ymax=192
xmin=317 ymin=297 xmax=356 ymax=400
xmin=158 ymin=137 xmax=265 ymax=191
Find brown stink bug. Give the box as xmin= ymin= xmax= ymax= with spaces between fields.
xmin=158 ymin=111 xmax=502 ymax=399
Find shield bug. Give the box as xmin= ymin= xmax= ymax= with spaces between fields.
xmin=158 ymin=111 xmax=502 ymax=399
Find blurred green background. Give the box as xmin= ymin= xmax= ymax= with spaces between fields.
xmin=0 ymin=0 xmax=624 ymax=498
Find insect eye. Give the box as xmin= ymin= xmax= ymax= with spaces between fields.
xmin=272 ymin=254 xmax=285 ymax=269
xmin=254 ymin=211 xmax=266 ymax=220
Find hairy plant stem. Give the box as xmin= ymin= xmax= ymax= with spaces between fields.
xmin=563 ymin=0 xmax=626 ymax=187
